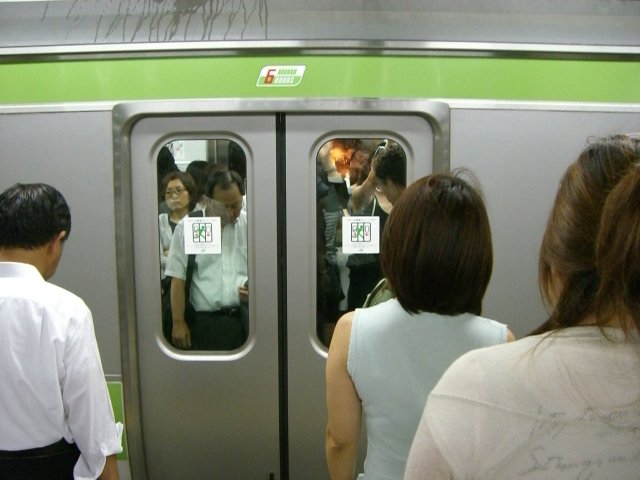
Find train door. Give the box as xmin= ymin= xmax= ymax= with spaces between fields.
xmin=125 ymin=114 xmax=280 ymax=479
xmin=115 ymin=101 xmax=448 ymax=479
xmin=284 ymin=113 xmax=439 ymax=479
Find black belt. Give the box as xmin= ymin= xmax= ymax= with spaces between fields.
xmin=0 ymin=439 xmax=78 ymax=459
xmin=198 ymin=307 xmax=241 ymax=317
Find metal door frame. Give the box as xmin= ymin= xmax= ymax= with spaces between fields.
xmin=112 ymin=98 xmax=450 ymax=479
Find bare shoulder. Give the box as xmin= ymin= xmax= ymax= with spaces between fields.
xmin=335 ymin=311 xmax=355 ymax=331
xmin=328 ymin=311 xmax=356 ymax=357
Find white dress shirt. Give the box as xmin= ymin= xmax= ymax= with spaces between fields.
xmin=164 ymin=210 xmax=248 ymax=311
xmin=0 ymin=262 xmax=122 ymax=480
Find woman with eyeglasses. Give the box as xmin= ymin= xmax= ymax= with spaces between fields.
xmin=159 ymin=171 xmax=197 ymax=339
xmin=159 ymin=172 xmax=197 ymax=276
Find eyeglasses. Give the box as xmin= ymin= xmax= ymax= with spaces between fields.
xmin=165 ymin=187 xmax=186 ymax=197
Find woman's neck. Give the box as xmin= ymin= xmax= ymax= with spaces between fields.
xmin=169 ymin=208 xmax=188 ymax=223
xmin=577 ymin=313 xmax=628 ymax=329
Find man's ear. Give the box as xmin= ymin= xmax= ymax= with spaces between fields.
xmin=46 ymin=231 xmax=67 ymax=252
xmin=42 ymin=231 xmax=67 ymax=280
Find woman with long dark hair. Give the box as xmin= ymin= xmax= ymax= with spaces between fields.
xmin=405 ymin=134 xmax=640 ymax=479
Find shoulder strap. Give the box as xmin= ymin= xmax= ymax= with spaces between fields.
xmin=185 ymin=253 xmax=196 ymax=302
xmin=185 ymin=210 xmax=204 ymax=300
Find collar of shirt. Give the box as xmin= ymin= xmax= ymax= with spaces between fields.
xmin=0 ymin=261 xmax=43 ymax=281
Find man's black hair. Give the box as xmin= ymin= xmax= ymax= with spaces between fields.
xmin=375 ymin=142 xmax=407 ymax=187
xmin=204 ymin=170 xmax=245 ymax=197
xmin=0 ymin=183 xmax=71 ymax=249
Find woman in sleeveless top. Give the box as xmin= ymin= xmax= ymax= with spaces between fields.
xmin=326 ymin=171 xmax=515 ymax=480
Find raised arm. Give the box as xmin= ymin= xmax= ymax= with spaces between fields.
xmin=349 ymin=164 xmax=377 ymax=215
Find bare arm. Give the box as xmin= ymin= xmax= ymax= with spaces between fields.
xmin=349 ymin=166 xmax=377 ymax=214
xmin=326 ymin=312 xmax=362 ymax=480
xmin=98 ymin=454 xmax=119 ymax=480
xmin=238 ymin=284 xmax=249 ymax=304
xmin=506 ymin=328 xmax=516 ymax=342
xmin=170 ymin=277 xmax=191 ymax=349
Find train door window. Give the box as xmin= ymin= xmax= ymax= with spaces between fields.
xmin=157 ymin=139 xmax=249 ymax=351
xmin=316 ymin=138 xmax=407 ymax=347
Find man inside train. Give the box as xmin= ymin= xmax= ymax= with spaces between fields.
xmin=166 ymin=169 xmax=249 ymax=350
xmin=0 ymin=183 xmax=122 ymax=479
xmin=349 ymin=140 xmax=406 ymax=213
xmin=372 ymin=140 xmax=407 ymax=206
xmin=348 ymin=140 xmax=407 ymax=309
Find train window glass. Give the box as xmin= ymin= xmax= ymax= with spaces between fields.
xmin=316 ymin=138 xmax=407 ymax=347
xmin=157 ymin=139 xmax=249 ymax=352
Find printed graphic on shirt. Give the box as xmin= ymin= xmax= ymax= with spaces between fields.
xmin=184 ymin=216 xmax=221 ymax=254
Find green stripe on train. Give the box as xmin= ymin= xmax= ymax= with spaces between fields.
xmin=0 ymin=56 xmax=638 ymax=103
xmin=107 ymin=382 xmax=128 ymax=461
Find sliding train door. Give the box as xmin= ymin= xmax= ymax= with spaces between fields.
xmin=284 ymin=111 xmax=444 ymax=479
xmin=115 ymin=101 xmax=448 ymax=479
xmin=122 ymin=112 xmax=280 ymax=479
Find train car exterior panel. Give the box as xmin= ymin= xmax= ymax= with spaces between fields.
xmin=0 ymin=56 xmax=639 ymax=104
xmin=1 ymin=49 xmax=639 ymax=479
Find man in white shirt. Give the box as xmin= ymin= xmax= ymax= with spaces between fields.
xmin=166 ymin=170 xmax=249 ymax=350
xmin=0 ymin=183 xmax=121 ymax=480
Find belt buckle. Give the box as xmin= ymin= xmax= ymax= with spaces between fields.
xmin=220 ymin=306 xmax=239 ymax=316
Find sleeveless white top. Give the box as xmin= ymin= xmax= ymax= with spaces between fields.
xmin=347 ymin=298 xmax=508 ymax=480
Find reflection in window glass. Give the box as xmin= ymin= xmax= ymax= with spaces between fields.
xmin=157 ymin=139 xmax=249 ymax=352
xmin=316 ymin=138 xmax=407 ymax=347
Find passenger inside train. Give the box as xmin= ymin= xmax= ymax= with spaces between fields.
xmin=317 ymin=139 xmax=362 ymax=344
xmin=325 ymin=171 xmax=515 ymax=480
xmin=158 ymin=171 xmax=197 ymax=341
xmin=349 ymin=141 xmax=408 ymax=312
xmin=165 ymin=169 xmax=249 ymax=350
xmin=346 ymin=141 xmax=396 ymax=311
xmin=185 ymin=159 xmax=211 ymax=211
xmin=405 ymin=134 xmax=640 ymax=479
xmin=157 ymin=140 xmax=249 ymax=351
xmin=156 ymin=145 xmax=179 ymax=215
xmin=316 ymin=138 xmax=408 ymax=346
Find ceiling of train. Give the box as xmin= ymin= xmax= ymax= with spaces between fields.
xmin=0 ymin=0 xmax=638 ymax=50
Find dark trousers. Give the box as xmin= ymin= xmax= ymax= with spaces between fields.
xmin=0 ymin=439 xmax=80 ymax=480
xmin=191 ymin=308 xmax=247 ymax=350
